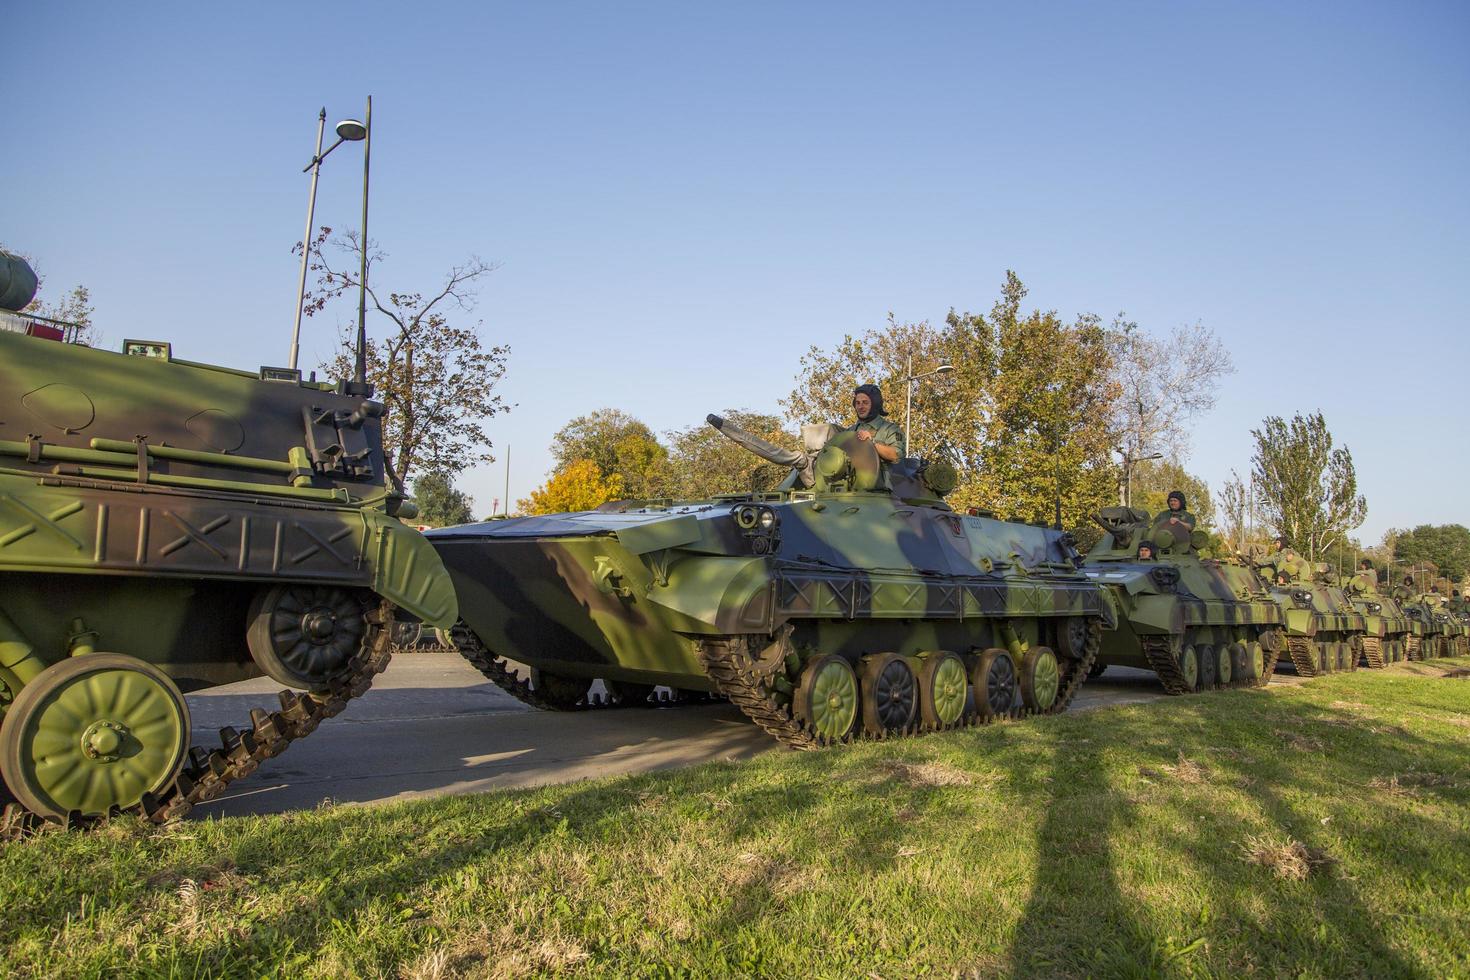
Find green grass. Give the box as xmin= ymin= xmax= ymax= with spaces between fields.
xmin=4 ymin=662 xmax=1469 ymax=979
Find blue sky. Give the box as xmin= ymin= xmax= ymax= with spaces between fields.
xmin=7 ymin=2 xmax=1467 ymax=542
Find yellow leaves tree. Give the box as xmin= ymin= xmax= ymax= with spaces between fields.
xmin=519 ymin=459 xmax=625 ymax=515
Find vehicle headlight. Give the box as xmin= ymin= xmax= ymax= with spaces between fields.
xmin=758 ymin=508 xmax=776 ymax=530
xmin=735 ymin=505 xmax=759 ymax=529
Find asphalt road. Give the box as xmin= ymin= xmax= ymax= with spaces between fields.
xmin=186 ymin=652 xmax=1202 ymax=820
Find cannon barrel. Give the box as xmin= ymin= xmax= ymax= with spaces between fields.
xmin=0 ymin=250 xmax=40 ymax=312
xmin=706 ymin=413 xmax=815 ymax=487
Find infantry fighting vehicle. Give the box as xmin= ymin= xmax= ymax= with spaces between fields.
xmin=1258 ymin=562 xmax=1367 ymax=676
xmin=1405 ymin=595 xmax=1466 ymax=659
xmin=0 ymin=253 xmax=457 ymax=825
xmin=1081 ymin=507 xmax=1282 ymax=693
xmin=430 ymin=415 xmax=1107 ymax=748
xmin=1345 ymin=574 xmax=1412 ymax=667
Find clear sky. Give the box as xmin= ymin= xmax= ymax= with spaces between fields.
xmin=7 ymin=2 xmax=1467 ymax=543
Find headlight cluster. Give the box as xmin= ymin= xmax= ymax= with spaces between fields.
xmin=1367 ymin=602 xmax=1382 ymax=614
xmin=733 ymin=504 xmax=780 ymax=554
xmin=1291 ymin=589 xmax=1314 ymax=606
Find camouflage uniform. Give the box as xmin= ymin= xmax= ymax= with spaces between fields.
xmin=1150 ymin=490 xmax=1196 ymax=547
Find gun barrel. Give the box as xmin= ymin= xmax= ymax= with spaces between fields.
xmin=706 ymin=414 xmax=814 ymax=486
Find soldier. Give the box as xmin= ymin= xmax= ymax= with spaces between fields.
xmin=1267 ymin=535 xmax=1310 ymax=583
xmin=848 ymin=383 xmax=906 ymax=467
xmin=1348 ymin=559 xmax=1379 ymax=595
xmin=1150 ymin=490 xmax=1196 ymax=547
xmin=1136 ymin=541 xmax=1156 ymax=561
xmin=1392 ymin=574 xmax=1415 ymax=602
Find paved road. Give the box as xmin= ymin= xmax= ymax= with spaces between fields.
xmin=185 ymin=653 xmax=1202 ymax=819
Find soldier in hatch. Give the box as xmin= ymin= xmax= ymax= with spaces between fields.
xmin=848 ymin=383 xmax=906 ymax=470
xmin=1392 ymin=574 xmax=1415 ymax=602
xmin=1348 ymin=559 xmax=1379 ymax=595
xmin=1136 ymin=541 xmax=1156 ymax=561
xmin=1150 ymin=490 xmax=1195 ymax=546
xmin=1266 ymin=535 xmax=1311 ymax=583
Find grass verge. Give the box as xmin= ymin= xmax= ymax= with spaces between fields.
xmin=3 ymin=662 xmax=1468 ymax=978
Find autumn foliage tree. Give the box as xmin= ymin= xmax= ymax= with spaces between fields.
xmin=519 ymin=459 xmax=624 ymax=515
xmin=784 ymin=272 xmax=1121 ymax=531
xmin=662 ymin=410 xmax=798 ymax=499
xmin=550 ymin=409 xmax=669 ymax=499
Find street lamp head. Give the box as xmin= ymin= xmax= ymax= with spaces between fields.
xmin=336 ymin=119 xmax=367 ymax=141
xmin=935 ymin=364 xmax=954 ymax=374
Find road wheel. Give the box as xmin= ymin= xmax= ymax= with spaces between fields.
xmin=1197 ymin=644 xmax=1217 ymax=689
xmin=1241 ymin=641 xmax=1264 ymax=682
xmin=795 ymin=655 xmax=858 ymax=742
xmin=1019 ymin=646 xmax=1060 ymax=712
xmin=859 ymin=653 xmax=918 ymax=735
xmin=247 ymin=585 xmax=370 ymax=690
xmin=971 ymin=648 xmax=1017 ymax=720
xmin=1215 ymin=644 xmax=1233 ymax=687
xmin=1178 ymin=645 xmax=1200 ymax=692
xmin=0 ymin=654 xmax=190 ymax=820
xmin=917 ymin=652 xmax=968 ymax=730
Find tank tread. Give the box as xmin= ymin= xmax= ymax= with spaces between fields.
xmin=1286 ymin=636 xmax=1319 ymax=677
xmin=2 ymin=599 xmax=396 ymax=837
xmin=1140 ymin=635 xmax=1192 ymax=695
xmin=447 ymin=621 xmax=718 ymax=711
xmin=695 ymin=618 xmax=1101 ymax=751
xmin=1406 ymin=635 xmax=1422 ymax=661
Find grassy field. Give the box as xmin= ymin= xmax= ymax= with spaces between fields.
xmin=3 ymin=661 xmax=1468 ymax=979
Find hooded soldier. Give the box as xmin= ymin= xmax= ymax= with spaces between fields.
xmin=1136 ymin=541 xmax=1156 ymax=562
xmin=847 ymin=383 xmax=907 ymax=467
xmin=1150 ymin=488 xmax=1197 ymax=545
xmin=1266 ymin=535 xmax=1310 ymax=583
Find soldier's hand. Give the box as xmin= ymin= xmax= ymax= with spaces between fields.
xmin=855 ymin=429 xmax=872 ymax=441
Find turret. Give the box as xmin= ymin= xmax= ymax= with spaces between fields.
xmin=705 ymin=413 xmax=956 ymax=498
xmin=0 ymin=250 xmax=39 ymax=311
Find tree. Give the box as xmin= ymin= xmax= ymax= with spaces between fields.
xmin=1250 ymin=411 xmax=1367 ymax=562
xmin=306 ymin=227 xmax=509 ymax=486
xmin=783 ymin=272 xmax=1120 ymax=532
xmin=663 ymin=410 xmax=798 ymax=499
xmin=549 ymin=409 xmax=669 ymax=499
xmin=1108 ymin=319 xmax=1234 ymax=466
xmin=1390 ymin=524 xmax=1470 ymax=582
xmin=411 ymin=470 xmax=475 ymax=527
xmin=519 ymin=459 xmax=624 ymax=515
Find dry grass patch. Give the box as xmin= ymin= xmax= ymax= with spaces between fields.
xmin=1274 ymin=729 xmax=1324 ymax=752
xmin=1330 ymin=700 xmax=1370 ymax=710
xmin=1367 ymin=770 xmax=1455 ymax=798
xmin=1241 ymin=835 xmax=1338 ymax=881
xmin=874 ymin=759 xmax=981 ymax=788
xmin=1139 ymin=752 xmax=1210 ymax=784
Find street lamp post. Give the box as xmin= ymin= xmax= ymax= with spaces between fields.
xmin=288 ymin=108 xmax=367 ymax=371
xmin=1117 ymin=450 xmax=1163 ymax=507
xmin=901 ymin=356 xmax=954 ymax=454
xmin=354 ymin=95 xmax=372 ymax=389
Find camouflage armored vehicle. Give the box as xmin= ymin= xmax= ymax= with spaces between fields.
xmin=1406 ymin=594 xmax=1466 ymax=659
xmin=429 ymin=415 xmax=1107 ymax=748
xmin=1081 ymin=507 xmax=1282 ymax=693
xmin=1257 ymin=560 xmax=1367 ymax=676
xmin=0 ymin=259 xmax=457 ymax=825
xmin=1344 ymin=568 xmax=1412 ymax=666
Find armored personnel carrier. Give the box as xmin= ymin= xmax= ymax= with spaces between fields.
xmin=1258 ymin=561 xmax=1367 ymax=676
xmin=1344 ymin=570 xmax=1412 ymax=667
xmin=1406 ymin=595 xmax=1466 ymax=659
xmin=1081 ymin=507 xmax=1282 ymax=693
xmin=0 ymin=255 xmax=456 ymax=826
xmin=430 ymin=415 xmax=1107 ymax=748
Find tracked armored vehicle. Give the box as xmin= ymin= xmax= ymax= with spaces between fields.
xmin=0 ymin=259 xmax=456 ymax=826
xmin=1081 ymin=507 xmax=1281 ymax=693
xmin=1345 ymin=571 xmax=1412 ymax=666
xmin=430 ymin=415 xmax=1107 ymax=748
xmin=1406 ymin=595 xmax=1466 ymax=659
xmin=1258 ymin=562 xmax=1367 ymax=676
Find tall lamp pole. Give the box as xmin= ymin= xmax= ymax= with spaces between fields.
xmin=354 ymin=95 xmax=373 ymax=388
xmin=901 ymin=357 xmax=954 ymax=454
xmin=1117 ymin=450 xmax=1163 ymax=507
xmin=289 ymin=109 xmax=367 ymax=370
